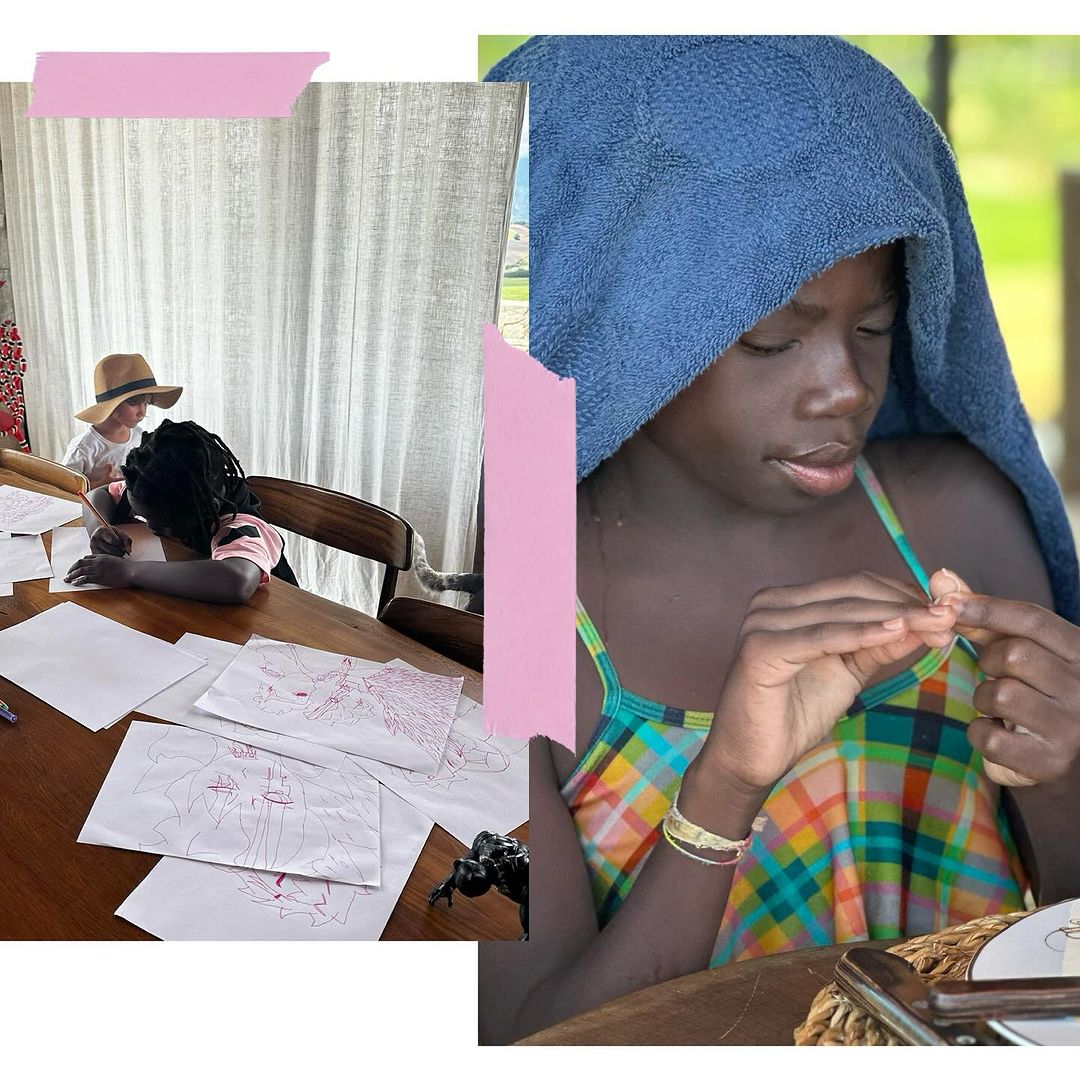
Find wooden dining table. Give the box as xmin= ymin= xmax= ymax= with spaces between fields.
xmin=0 ymin=467 xmax=525 ymax=942
xmin=518 ymin=939 xmax=900 ymax=1044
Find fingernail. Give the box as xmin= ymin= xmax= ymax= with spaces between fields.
xmin=935 ymin=593 xmax=966 ymax=612
xmin=882 ymin=617 xmax=904 ymax=630
xmin=928 ymin=604 xmax=954 ymax=616
xmin=937 ymin=568 xmax=961 ymax=594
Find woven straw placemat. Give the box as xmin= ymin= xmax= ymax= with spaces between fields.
xmin=793 ymin=910 xmax=1031 ymax=1045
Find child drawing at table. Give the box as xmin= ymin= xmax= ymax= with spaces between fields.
xmin=480 ymin=36 xmax=1080 ymax=1044
xmin=62 ymin=353 xmax=183 ymax=488
xmin=66 ymin=419 xmax=298 ymax=602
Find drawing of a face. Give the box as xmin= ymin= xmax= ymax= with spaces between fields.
xmin=253 ymin=645 xmax=375 ymax=727
xmin=254 ymin=671 xmax=317 ymax=714
xmin=133 ymin=729 xmax=380 ymax=886
xmin=219 ymin=865 xmax=370 ymax=926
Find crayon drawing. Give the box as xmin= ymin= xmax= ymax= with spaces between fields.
xmin=218 ymin=865 xmax=372 ymax=927
xmin=197 ymin=635 xmax=460 ymax=771
xmin=114 ymin=788 xmax=435 ymax=941
xmin=353 ymin=696 xmax=529 ymax=845
xmin=79 ymin=722 xmax=381 ymax=886
xmin=0 ymin=485 xmax=81 ymax=534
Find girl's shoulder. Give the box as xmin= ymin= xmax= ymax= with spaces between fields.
xmin=866 ymin=435 xmax=1054 ymax=606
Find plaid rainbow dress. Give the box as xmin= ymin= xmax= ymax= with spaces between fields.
xmin=566 ymin=457 xmax=1027 ymax=964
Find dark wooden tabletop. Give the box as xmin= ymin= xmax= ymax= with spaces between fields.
xmin=0 ymin=467 xmax=525 ymax=942
xmin=518 ymin=938 xmax=900 ymax=1045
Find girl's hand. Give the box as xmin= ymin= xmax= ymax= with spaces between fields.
xmin=88 ymin=462 xmax=117 ymax=489
xmin=931 ymin=568 xmax=1080 ymax=787
xmin=703 ymin=572 xmax=957 ymax=791
xmin=89 ymin=526 xmax=132 ymax=558
xmin=64 ymin=553 xmax=134 ymax=589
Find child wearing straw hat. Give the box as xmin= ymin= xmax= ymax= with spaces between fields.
xmin=62 ymin=353 xmax=183 ymax=488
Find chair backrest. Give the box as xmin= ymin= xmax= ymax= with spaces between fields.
xmin=0 ymin=448 xmax=88 ymax=495
xmin=246 ymin=475 xmax=413 ymax=612
xmin=379 ymin=596 xmax=483 ymax=672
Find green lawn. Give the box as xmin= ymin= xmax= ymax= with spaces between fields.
xmin=502 ymin=278 xmax=529 ymax=302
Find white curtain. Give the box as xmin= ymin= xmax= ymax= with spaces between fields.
xmin=0 ymin=82 xmax=523 ymax=613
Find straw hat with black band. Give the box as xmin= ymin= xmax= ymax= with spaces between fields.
xmin=75 ymin=353 xmax=183 ymax=425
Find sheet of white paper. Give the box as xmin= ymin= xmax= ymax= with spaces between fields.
xmin=139 ymin=633 xmax=348 ymax=769
xmin=0 ymin=485 xmax=80 ymax=534
xmin=352 ymin=685 xmax=528 ymax=846
xmin=115 ymin=785 xmax=431 ymax=940
xmin=0 ymin=533 xmax=52 ymax=584
xmin=49 ymin=524 xmax=166 ymax=592
xmin=0 ymin=602 xmax=206 ymax=731
xmin=79 ymin=721 xmax=382 ymax=886
xmin=0 ymin=531 xmax=14 ymax=594
xmin=196 ymin=635 xmax=461 ymax=771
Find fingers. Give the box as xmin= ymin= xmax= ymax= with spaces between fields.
xmin=972 ymin=675 xmax=1070 ymax=738
xmin=939 ymin=592 xmax=1080 ymax=662
xmin=927 ymin=565 xmax=1080 ymax=659
xmin=977 ymin=637 xmax=1077 ymax=702
xmin=928 ymin=567 xmax=972 ymax=602
xmin=747 ymin=571 xmax=927 ymax=614
xmin=90 ymin=527 xmax=127 ymax=556
xmin=742 ymin=597 xmax=956 ymax=650
xmin=967 ymin=716 xmax=1073 ymax=785
xmin=64 ymin=555 xmax=102 ymax=585
xmin=743 ymin=597 xmax=954 ymax=631
xmin=740 ymin=620 xmax=911 ymax=684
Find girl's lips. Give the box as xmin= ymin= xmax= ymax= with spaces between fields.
xmin=772 ymin=457 xmax=857 ymax=496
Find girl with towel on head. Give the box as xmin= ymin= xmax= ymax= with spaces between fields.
xmin=482 ymin=36 xmax=1080 ymax=1044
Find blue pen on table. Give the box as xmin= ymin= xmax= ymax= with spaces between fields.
xmin=0 ymin=702 xmax=16 ymax=723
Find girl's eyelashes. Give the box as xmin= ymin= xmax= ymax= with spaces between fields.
xmin=739 ymin=320 xmax=896 ymax=356
xmin=856 ymin=321 xmax=897 ymax=338
xmin=738 ymin=338 xmax=796 ymax=357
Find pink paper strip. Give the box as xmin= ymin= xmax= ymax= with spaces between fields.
xmin=27 ymin=53 xmax=328 ymax=118
xmin=483 ymin=324 xmax=576 ymax=746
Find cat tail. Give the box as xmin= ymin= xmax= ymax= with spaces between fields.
xmin=412 ymin=532 xmax=483 ymax=596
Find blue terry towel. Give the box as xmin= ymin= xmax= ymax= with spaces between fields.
xmin=488 ymin=35 xmax=1080 ymax=623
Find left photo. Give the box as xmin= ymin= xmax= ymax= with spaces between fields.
xmin=0 ymin=79 xmax=529 ymax=941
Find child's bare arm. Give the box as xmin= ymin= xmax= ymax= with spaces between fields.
xmin=64 ymin=553 xmax=262 ymax=603
xmin=81 ymin=485 xmax=119 ymax=532
xmin=81 ymin=486 xmax=132 ymax=557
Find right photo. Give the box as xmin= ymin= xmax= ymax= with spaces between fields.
xmin=482 ymin=34 xmax=1080 ymax=1046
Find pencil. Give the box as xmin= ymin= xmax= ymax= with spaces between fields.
xmin=77 ymin=491 xmax=127 ymax=553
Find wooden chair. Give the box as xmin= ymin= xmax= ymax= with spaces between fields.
xmin=379 ymin=596 xmax=483 ymax=672
xmin=0 ymin=447 xmax=88 ymax=495
xmin=246 ymin=475 xmax=413 ymax=613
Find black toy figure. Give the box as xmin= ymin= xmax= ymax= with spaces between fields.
xmin=428 ymin=831 xmax=529 ymax=940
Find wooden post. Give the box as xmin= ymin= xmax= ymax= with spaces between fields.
xmin=928 ymin=35 xmax=952 ymax=143
xmin=1064 ymin=171 xmax=1080 ymax=494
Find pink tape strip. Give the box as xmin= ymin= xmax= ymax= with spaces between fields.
xmin=483 ymin=324 xmax=576 ymax=745
xmin=27 ymin=53 xmax=328 ymax=118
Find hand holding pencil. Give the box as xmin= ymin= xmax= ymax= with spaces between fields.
xmin=78 ymin=491 xmax=132 ymax=558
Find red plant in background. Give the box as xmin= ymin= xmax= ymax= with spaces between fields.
xmin=0 ymin=277 xmax=29 ymax=451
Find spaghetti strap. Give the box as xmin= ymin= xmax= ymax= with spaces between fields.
xmin=855 ymin=456 xmax=933 ymax=593
xmin=855 ymin=455 xmax=978 ymax=660
xmin=576 ymin=597 xmax=622 ymax=714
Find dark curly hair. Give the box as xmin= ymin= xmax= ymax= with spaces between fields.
xmin=121 ymin=419 xmax=247 ymax=554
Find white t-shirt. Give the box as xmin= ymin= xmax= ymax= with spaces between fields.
xmin=62 ymin=424 xmax=145 ymax=489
